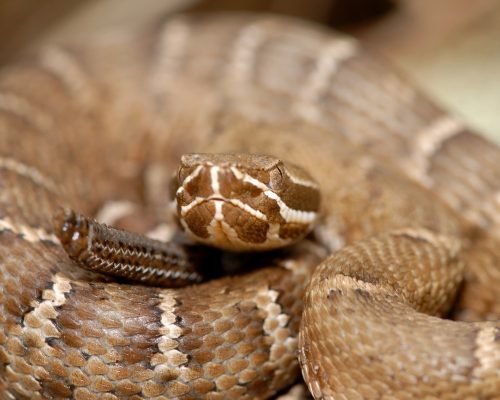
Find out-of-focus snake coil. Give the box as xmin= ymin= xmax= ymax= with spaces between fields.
xmin=0 ymin=13 xmax=499 ymax=400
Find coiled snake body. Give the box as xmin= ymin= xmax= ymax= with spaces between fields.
xmin=0 ymin=13 xmax=499 ymax=400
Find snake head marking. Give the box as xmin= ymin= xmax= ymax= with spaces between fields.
xmin=172 ymin=153 xmax=320 ymax=252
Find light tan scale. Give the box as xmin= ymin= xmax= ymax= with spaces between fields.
xmin=0 ymin=12 xmax=499 ymax=400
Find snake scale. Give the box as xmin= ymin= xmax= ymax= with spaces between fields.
xmin=0 ymin=12 xmax=500 ymax=400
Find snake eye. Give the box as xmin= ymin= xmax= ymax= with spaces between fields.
xmin=268 ymin=165 xmax=284 ymax=192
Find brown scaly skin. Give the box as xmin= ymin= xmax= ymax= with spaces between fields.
xmin=300 ymin=230 xmax=500 ymax=398
xmin=0 ymin=12 xmax=499 ymax=399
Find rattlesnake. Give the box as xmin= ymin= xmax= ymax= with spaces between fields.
xmin=0 ymin=13 xmax=499 ymax=400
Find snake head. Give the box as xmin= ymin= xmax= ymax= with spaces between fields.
xmin=172 ymin=153 xmax=320 ymax=252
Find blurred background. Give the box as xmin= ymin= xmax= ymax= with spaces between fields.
xmin=1 ymin=0 xmax=499 ymax=142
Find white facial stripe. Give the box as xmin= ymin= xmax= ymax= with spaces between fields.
xmin=180 ymin=197 xmax=206 ymax=216
xmin=242 ymin=172 xmax=269 ymax=191
xmin=205 ymin=218 xmax=286 ymax=251
xmin=226 ymin=198 xmax=267 ymax=221
xmin=236 ymin=165 xmax=318 ymax=196
xmin=183 ymin=213 xmax=297 ymax=250
xmin=181 ymin=165 xmax=268 ymax=221
xmin=176 ymin=165 xmax=203 ymax=197
xmin=209 ymin=209 xmax=236 ymax=237
xmin=210 ymin=166 xmax=221 ymax=195
xmin=287 ymin=171 xmax=319 ymax=190
xmin=264 ymin=191 xmax=317 ymax=224
xmin=181 ymin=204 xmax=256 ymax=251
xmin=229 ymin=166 xmax=243 ymax=178
xmin=234 ymin=166 xmax=318 ymax=223
xmin=282 ymin=208 xmax=317 ymax=224
xmin=266 ymin=223 xmax=281 ymax=242
xmin=230 ymin=166 xmax=270 ymax=192
xmin=181 ymin=197 xmax=267 ymax=221
xmin=214 ymin=200 xmax=224 ymax=221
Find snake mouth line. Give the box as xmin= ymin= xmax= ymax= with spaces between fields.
xmin=181 ymin=195 xmax=317 ymax=226
xmin=181 ymin=196 xmax=269 ymax=222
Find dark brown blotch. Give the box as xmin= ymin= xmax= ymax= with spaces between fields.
xmin=278 ymin=173 xmax=320 ymax=213
xmin=218 ymin=168 xmax=262 ymax=200
xmin=222 ymin=203 xmax=268 ymax=244
xmin=183 ymin=203 xmax=215 ymax=239
xmin=279 ymin=223 xmax=308 ymax=241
